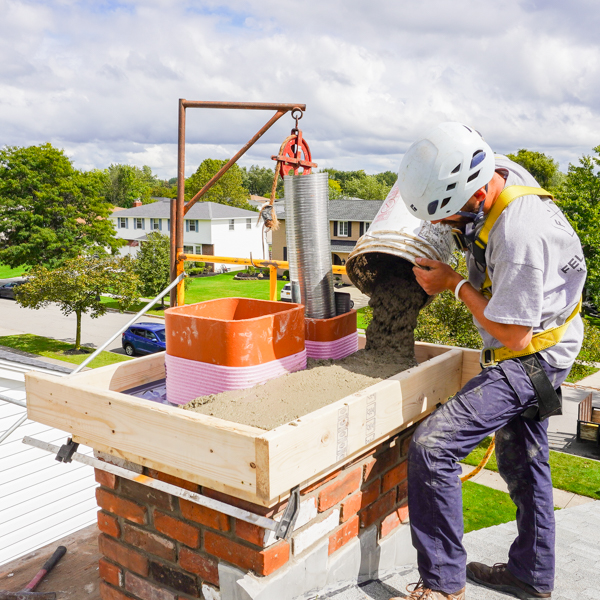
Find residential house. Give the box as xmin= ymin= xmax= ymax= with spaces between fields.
xmin=271 ymin=198 xmax=383 ymax=279
xmin=111 ymin=199 xmax=265 ymax=270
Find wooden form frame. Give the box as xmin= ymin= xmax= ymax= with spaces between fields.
xmin=25 ymin=342 xmax=481 ymax=507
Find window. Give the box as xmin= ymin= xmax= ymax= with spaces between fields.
xmin=337 ymin=221 xmax=348 ymax=237
xmin=195 ymin=245 xmax=203 ymax=255
xmin=365 ymin=221 xmax=371 ymax=232
xmin=183 ymin=245 xmax=194 ymax=254
xmin=118 ymin=217 xmax=128 ymax=229
xmin=246 ymin=218 xmax=252 ymax=230
xmin=186 ymin=220 xmax=198 ymax=232
xmin=134 ymin=218 xmax=144 ymax=230
xmin=166 ymin=219 xmax=170 ymax=231
xmin=151 ymin=218 xmax=161 ymax=231
xmin=229 ymin=219 xmax=235 ymax=230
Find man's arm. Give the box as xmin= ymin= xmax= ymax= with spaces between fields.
xmin=413 ymin=256 xmax=533 ymax=351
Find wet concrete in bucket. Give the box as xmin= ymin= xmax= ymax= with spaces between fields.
xmin=184 ymin=255 xmax=429 ymax=430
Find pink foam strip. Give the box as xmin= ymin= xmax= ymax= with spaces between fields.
xmin=305 ymin=332 xmax=359 ymax=360
xmin=165 ymin=350 xmax=307 ymax=405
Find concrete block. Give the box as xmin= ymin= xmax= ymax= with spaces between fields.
xmin=202 ymin=584 xmax=221 ymax=600
xmin=376 ymin=528 xmax=397 ymax=576
xmin=218 ymin=563 xmax=249 ymax=600
xmin=236 ymin=540 xmax=329 ymax=600
xmin=358 ymin=525 xmax=379 ymax=581
xmin=393 ymin=523 xmax=417 ymax=568
xmin=292 ymin=509 xmax=339 ymax=556
xmin=263 ymin=497 xmax=318 ymax=547
xmin=324 ymin=536 xmax=361 ymax=589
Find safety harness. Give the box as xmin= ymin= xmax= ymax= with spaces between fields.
xmin=464 ymin=185 xmax=582 ymax=420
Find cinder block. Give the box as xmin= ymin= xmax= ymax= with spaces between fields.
xmin=324 ymin=536 xmax=361 ymax=589
xmin=292 ymin=509 xmax=339 ymax=556
xmin=358 ymin=525 xmax=379 ymax=581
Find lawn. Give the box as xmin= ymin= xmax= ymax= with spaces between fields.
xmin=0 ymin=264 xmax=29 ymax=279
xmin=101 ymin=272 xmax=288 ymax=316
xmin=462 ymin=481 xmax=517 ymax=532
xmin=357 ymin=306 xmax=371 ymax=330
xmin=463 ymin=437 xmax=600 ymax=500
xmin=0 ymin=334 xmax=132 ymax=369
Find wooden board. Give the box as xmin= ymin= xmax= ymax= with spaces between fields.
xmin=259 ymin=348 xmax=463 ymax=499
xmin=26 ymin=343 xmax=469 ymax=505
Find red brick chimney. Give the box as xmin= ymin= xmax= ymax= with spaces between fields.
xmin=133 ymin=199 xmax=143 ymax=208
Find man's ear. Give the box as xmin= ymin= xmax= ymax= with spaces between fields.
xmin=473 ymin=187 xmax=486 ymax=202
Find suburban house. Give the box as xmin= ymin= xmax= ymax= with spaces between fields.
xmin=110 ymin=199 xmax=265 ymax=270
xmin=271 ymin=198 xmax=383 ymax=277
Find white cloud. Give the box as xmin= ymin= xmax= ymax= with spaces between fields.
xmin=1 ymin=0 xmax=600 ymax=178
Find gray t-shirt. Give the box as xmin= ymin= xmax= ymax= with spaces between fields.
xmin=466 ymin=155 xmax=586 ymax=369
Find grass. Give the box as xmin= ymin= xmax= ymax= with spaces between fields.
xmin=463 ymin=437 xmax=600 ymax=500
xmin=462 ymin=481 xmax=517 ymax=532
xmin=0 ymin=264 xmax=29 ymax=279
xmin=357 ymin=306 xmax=371 ymax=330
xmin=101 ymin=272 xmax=288 ymax=316
xmin=566 ymin=362 xmax=599 ymax=383
xmin=0 ymin=334 xmax=132 ymax=369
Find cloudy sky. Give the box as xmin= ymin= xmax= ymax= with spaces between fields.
xmin=2 ymin=0 xmax=600 ymax=179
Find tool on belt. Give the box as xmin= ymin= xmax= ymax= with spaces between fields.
xmin=458 ymin=185 xmax=582 ymax=421
xmin=0 ymin=546 xmax=66 ymax=600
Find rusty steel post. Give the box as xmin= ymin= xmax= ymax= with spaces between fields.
xmin=181 ymin=101 xmax=306 ymax=111
xmin=173 ymin=99 xmax=186 ymax=307
xmin=185 ymin=109 xmax=288 ymax=215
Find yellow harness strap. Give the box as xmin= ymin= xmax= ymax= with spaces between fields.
xmin=474 ymin=185 xmax=582 ymax=366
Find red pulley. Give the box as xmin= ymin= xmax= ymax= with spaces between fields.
xmin=271 ymin=109 xmax=318 ymax=177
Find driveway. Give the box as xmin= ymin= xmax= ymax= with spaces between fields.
xmin=0 ymin=294 xmax=164 ymax=355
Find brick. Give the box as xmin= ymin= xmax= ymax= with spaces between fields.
xmin=397 ymin=479 xmax=408 ymax=504
xmin=99 ymin=558 xmax=122 ymax=587
xmin=360 ymin=490 xmax=395 ymax=529
xmin=363 ymin=445 xmax=399 ymax=483
xmin=96 ymin=488 xmax=147 ymax=525
xmin=300 ymin=470 xmax=339 ymax=495
xmin=149 ymin=561 xmax=199 ymax=597
xmin=155 ymin=512 xmax=200 ymax=548
xmin=120 ymin=479 xmax=174 ymax=512
xmin=122 ymin=523 xmax=176 ymax=562
xmin=202 ymin=488 xmax=286 ymax=518
xmin=382 ymin=460 xmax=408 ymax=493
xmin=179 ymin=548 xmax=219 ymax=586
xmin=318 ymin=467 xmax=362 ymax=512
xmin=180 ymin=499 xmax=229 ymax=532
xmin=98 ymin=511 xmax=121 ymax=538
xmin=204 ymin=531 xmax=289 ymax=576
xmin=235 ymin=520 xmax=267 ymax=547
xmin=100 ymin=581 xmax=131 ymax=600
xmin=360 ymin=478 xmax=381 ymax=509
xmin=340 ymin=493 xmax=361 ymax=523
xmin=400 ymin=433 xmax=413 ymax=458
xmin=146 ymin=469 xmax=200 ymax=493
xmin=125 ymin=571 xmax=177 ymax=600
xmin=380 ymin=503 xmax=409 ymax=538
xmin=98 ymin=534 xmax=149 ymax=577
xmin=328 ymin=514 xmax=359 ymax=555
xmin=95 ymin=469 xmax=117 ymax=489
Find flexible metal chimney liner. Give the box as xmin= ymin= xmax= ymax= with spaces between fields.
xmin=284 ymin=173 xmax=336 ymax=319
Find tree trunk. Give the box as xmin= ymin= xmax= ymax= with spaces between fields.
xmin=75 ymin=310 xmax=81 ymax=350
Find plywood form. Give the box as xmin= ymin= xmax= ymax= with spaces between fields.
xmin=26 ymin=344 xmax=474 ymax=506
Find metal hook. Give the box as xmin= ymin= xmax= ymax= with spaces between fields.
xmin=291 ymin=107 xmax=303 ymax=133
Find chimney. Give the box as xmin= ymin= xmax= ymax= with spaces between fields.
xmin=133 ymin=198 xmax=142 ymax=208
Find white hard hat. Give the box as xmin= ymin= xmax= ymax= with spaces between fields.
xmin=398 ymin=122 xmax=495 ymax=221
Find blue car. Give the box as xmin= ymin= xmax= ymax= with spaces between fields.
xmin=122 ymin=323 xmax=166 ymax=356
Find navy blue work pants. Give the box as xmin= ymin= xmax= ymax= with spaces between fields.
xmin=407 ymin=357 xmax=570 ymax=595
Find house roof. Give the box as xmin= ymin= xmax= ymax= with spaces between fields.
xmin=279 ymin=198 xmax=383 ymax=221
xmin=112 ymin=200 xmax=258 ymax=220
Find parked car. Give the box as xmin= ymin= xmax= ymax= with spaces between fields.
xmin=122 ymin=323 xmax=166 ymax=356
xmin=0 ymin=281 xmax=25 ymax=299
xmin=280 ymin=282 xmax=292 ymax=302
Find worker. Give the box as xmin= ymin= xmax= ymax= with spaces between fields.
xmin=392 ymin=122 xmax=586 ymax=600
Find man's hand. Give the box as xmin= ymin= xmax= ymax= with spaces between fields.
xmin=413 ymin=257 xmax=463 ymax=295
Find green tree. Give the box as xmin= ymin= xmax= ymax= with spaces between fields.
xmin=558 ymin=147 xmax=600 ymax=308
xmin=103 ymin=164 xmax=158 ymax=207
xmin=0 ymin=144 xmax=123 ymax=269
xmin=344 ymin=174 xmax=393 ymax=200
xmin=506 ymin=149 xmax=564 ymax=192
xmin=16 ymin=255 xmax=140 ymax=350
xmin=186 ymin=159 xmax=254 ymax=210
xmin=375 ymin=171 xmax=397 ymax=187
xmin=134 ymin=232 xmax=171 ymax=308
xmin=329 ymin=179 xmax=342 ymax=200
xmin=241 ymin=165 xmax=283 ymax=198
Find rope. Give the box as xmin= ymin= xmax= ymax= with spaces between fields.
xmin=460 ymin=435 xmax=496 ymax=483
